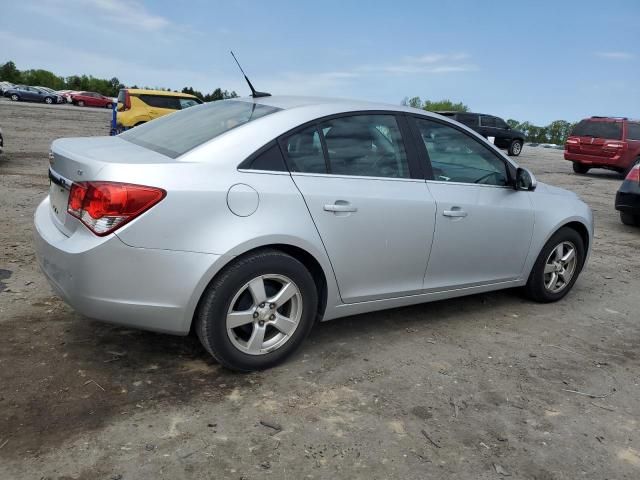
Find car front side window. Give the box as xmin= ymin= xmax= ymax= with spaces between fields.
xmin=414 ymin=118 xmax=509 ymax=186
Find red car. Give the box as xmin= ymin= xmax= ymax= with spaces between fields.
xmin=70 ymin=91 xmax=114 ymax=108
xmin=565 ymin=116 xmax=640 ymax=176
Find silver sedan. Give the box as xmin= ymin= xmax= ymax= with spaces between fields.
xmin=34 ymin=96 xmax=593 ymax=371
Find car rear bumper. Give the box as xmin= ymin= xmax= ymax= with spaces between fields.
xmin=564 ymin=151 xmax=625 ymax=168
xmin=615 ymin=181 xmax=640 ymax=214
xmin=33 ymin=197 xmax=220 ymax=335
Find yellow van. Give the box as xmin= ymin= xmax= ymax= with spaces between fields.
xmin=116 ymin=89 xmax=203 ymax=128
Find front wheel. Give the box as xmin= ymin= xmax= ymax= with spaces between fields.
xmin=620 ymin=212 xmax=640 ymax=227
xmin=508 ymin=140 xmax=523 ymax=156
xmin=77 ymin=100 xmax=85 ymax=107
xmin=196 ymin=249 xmax=318 ymax=371
xmin=105 ymin=102 xmax=112 ymax=109
xmin=524 ymin=227 xmax=585 ymax=303
xmin=44 ymin=97 xmax=53 ymax=104
xmin=10 ymin=94 xmax=19 ymax=102
xmin=572 ymin=162 xmax=590 ymax=174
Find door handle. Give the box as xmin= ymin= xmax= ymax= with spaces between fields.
xmin=324 ymin=203 xmax=357 ymax=213
xmin=443 ymin=208 xmax=467 ymax=218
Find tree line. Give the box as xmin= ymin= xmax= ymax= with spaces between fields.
xmin=0 ymin=60 xmax=237 ymax=101
xmin=402 ymin=96 xmax=575 ymax=145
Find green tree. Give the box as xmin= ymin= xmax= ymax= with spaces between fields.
xmin=0 ymin=61 xmax=22 ymax=83
xmin=402 ymin=96 xmax=469 ymax=112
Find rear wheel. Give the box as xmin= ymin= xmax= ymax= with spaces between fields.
xmin=620 ymin=212 xmax=640 ymax=227
xmin=508 ymin=140 xmax=523 ymax=156
xmin=10 ymin=94 xmax=19 ymax=102
xmin=524 ymin=227 xmax=585 ymax=303
xmin=196 ymin=249 xmax=318 ymax=371
xmin=105 ymin=102 xmax=112 ymax=109
xmin=77 ymin=100 xmax=85 ymax=107
xmin=572 ymin=162 xmax=590 ymax=174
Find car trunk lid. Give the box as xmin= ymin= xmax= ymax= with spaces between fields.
xmin=47 ymin=136 xmax=173 ymax=236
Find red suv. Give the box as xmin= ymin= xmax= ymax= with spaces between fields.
xmin=565 ymin=117 xmax=640 ymax=176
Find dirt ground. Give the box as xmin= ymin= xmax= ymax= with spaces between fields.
xmin=1 ymin=99 xmax=639 ymax=480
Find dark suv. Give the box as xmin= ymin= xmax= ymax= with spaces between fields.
xmin=564 ymin=117 xmax=640 ymax=176
xmin=436 ymin=112 xmax=525 ymax=156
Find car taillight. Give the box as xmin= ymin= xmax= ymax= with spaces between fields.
xmin=125 ymin=90 xmax=131 ymax=110
xmin=566 ymin=138 xmax=579 ymax=145
xmin=604 ymin=141 xmax=625 ymax=149
xmin=625 ymin=165 xmax=640 ymax=183
xmin=67 ymin=181 xmax=166 ymax=236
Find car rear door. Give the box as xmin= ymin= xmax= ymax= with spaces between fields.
xmin=409 ymin=115 xmax=534 ymax=291
xmin=282 ymin=113 xmax=436 ymax=303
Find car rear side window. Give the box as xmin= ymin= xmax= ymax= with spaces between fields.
xmin=120 ymin=100 xmax=281 ymax=158
xmin=480 ymin=116 xmax=496 ymax=127
xmin=571 ymin=120 xmax=622 ymax=140
xmin=455 ymin=114 xmax=478 ymax=127
xmin=139 ymin=94 xmax=181 ymax=110
xmin=319 ymin=115 xmax=410 ymax=178
xmin=285 ymin=125 xmax=327 ymax=174
xmin=414 ymin=117 xmax=509 ymax=186
xmin=626 ymin=122 xmax=640 ymax=141
xmin=239 ymin=142 xmax=287 ymax=171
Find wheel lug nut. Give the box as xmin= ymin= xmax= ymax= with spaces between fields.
xmin=253 ymin=312 xmax=258 ymax=318
xmin=269 ymin=314 xmax=275 ymax=320
xmin=270 ymin=303 xmax=275 ymax=309
xmin=258 ymin=320 xmax=265 ymax=326
xmin=259 ymin=303 xmax=265 ymax=308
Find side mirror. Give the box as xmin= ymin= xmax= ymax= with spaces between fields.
xmin=515 ymin=167 xmax=537 ymax=191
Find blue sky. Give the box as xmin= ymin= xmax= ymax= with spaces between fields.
xmin=1 ymin=0 xmax=638 ymax=124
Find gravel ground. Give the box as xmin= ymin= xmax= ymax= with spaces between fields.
xmin=1 ymin=99 xmax=639 ymax=480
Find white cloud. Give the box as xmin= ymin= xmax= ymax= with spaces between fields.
xmin=358 ymin=53 xmax=477 ymax=75
xmin=595 ymin=51 xmax=635 ymax=60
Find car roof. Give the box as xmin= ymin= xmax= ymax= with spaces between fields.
xmin=125 ymin=88 xmax=199 ymax=99
xmin=236 ymin=95 xmax=427 ymax=115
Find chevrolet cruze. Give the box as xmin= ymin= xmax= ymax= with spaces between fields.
xmin=34 ymin=96 xmax=593 ymax=371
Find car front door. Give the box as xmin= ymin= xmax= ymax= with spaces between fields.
xmin=410 ymin=116 xmax=534 ymax=291
xmin=282 ymin=113 xmax=437 ymax=303
xmin=23 ymin=87 xmax=38 ymax=101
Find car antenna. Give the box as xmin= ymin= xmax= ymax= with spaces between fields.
xmin=230 ymin=50 xmax=271 ymax=98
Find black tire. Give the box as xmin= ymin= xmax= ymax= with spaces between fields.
xmin=77 ymin=100 xmax=85 ymax=107
xmin=10 ymin=94 xmax=19 ymax=102
xmin=105 ymin=102 xmax=112 ymax=109
xmin=44 ymin=97 xmax=53 ymax=104
xmin=524 ymin=227 xmax=585 ymax=303
xmin=620 ymin=212 xmax=640 ymax=227
xmin=508 ymin=139 xmax=523 ymax=156
xmin=572 ymin=162 xmax=590 ymax=174
xmin=195 ymin=249 xmax=318 ymax=372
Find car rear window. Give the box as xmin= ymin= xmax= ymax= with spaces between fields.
xmin=571 ymin=120 xmax=622 ymax=140
xmin=120 ymin=100 xmax=281 ymax=158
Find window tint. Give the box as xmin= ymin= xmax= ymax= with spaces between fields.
xmin=571 ymin=120 xmax=622 ymax=140
xmin=285 ymin=125 xmax=327 ymax=173
xmin=495 ymin=117 xmax=508 ymax=129
xmin=139 ymin=94 xmax=181 ymax=110
xmin=455 ymin=114 xmax=478 ymax=127
xmin=242 ymin=142 xmax=287 ymax=171
xmin=319 ymin=115 xmax=410 ymax=178
xmin=415 ymin=118 xmax=509 ymax=186
xmin=480 ymin=116 xmax=496 ymax=127
xmin=120 ymin=100 xmax=281 ymax=158
xmin=626 ymin=122 xmax=640 ymax=141
xmin=179 ymin=98 xmax=200 ymax=109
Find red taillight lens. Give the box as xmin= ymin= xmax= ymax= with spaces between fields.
xmin=125 ymin=90 xmax=131 ymax=110
xmin=625 ymin=165 xmax=640 ymax=183
xmin=67 ymin=182 xmax=165 ymax=236
xmin=566 ymin=138 xmax=579 ymax=145
xmin=604 ymin=141 xmax=625 ymax=149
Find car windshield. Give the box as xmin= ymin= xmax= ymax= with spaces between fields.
xmin=571 ymin=120 xmax=622 ymax=140
xmin=120 ymin=100 xmax=281 ymax=158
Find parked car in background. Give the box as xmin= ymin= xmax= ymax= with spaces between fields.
xmin=116 ymin=88 xmax=203 ymax=129
xmin=35 ymin=96 xmax=593 ymax=371
xmin=436 ymin=112 xmax=526 ymax=156
xmin=3 ymin=85 xmax=62 ymax=104
xmin=57 ymin=90 xmax=77 ymax=103
xmin=615 ymin=163 xmax=640 ymax=226
xmin=565 ymin=117 xmax=640 ymax=176
xmin=69 ymin=91 xmax=114 ymax=108
xmin=0 ymin=81 xmax=15 ymax=95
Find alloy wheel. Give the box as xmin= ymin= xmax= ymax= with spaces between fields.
xmin=226 ymin=274 xmax=302 ymax=355
xmin=543 ymin=241 xmax=577 ymax=293
xmin=512 ymin=141 xmax=522 ymax=155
